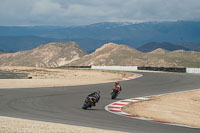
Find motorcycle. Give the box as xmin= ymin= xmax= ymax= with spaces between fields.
xmin=111 ymin=85 xmax=121 ymax=99
xmin=82 ymin=96 xmax=97 ymax=110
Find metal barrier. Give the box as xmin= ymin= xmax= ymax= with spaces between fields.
xmin=91 ymin=66 xmax=138 ymax=71
xmin=186 ymin=68 xmax=200 ymax=73
xmin=60 ymin=65 xmax=200 ymax=74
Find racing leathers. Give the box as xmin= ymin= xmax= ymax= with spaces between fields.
xmin=87 ymin=91 xmax=100 ymax=106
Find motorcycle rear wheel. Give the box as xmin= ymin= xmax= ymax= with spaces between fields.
xmin=111 ymin=91 xmax=117 ymax=99
xmin=82 ymin=102 xmax=92 ymax=110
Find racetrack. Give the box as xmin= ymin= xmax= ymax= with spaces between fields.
xmin=0 ymin=72 xmax=200 ymax=133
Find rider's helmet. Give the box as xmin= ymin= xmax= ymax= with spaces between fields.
xmin=115 ymin=81 xmax=120 ymax=85
xmin=96 ymin=90 xmax=100 ymax=94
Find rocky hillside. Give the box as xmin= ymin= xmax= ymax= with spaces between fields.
xmin=68 ymin=43 xmax=143 ymax=66
xmin=146 ymin=49 xmax=200 ymax=68
xmin=0 ymin=42 xmax=86 ymax=67
xmin=68 ymin=43 xmax=200 ymax=68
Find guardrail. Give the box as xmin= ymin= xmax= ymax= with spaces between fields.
xmin=186 ymin=68 xmax=200 ymax=73
xmin=91 ymin=66 xmax=138 ymax=71
xmin=60 ymin=66 xmax=200 ymax=74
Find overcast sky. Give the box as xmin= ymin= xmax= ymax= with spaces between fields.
xmin=0 ymin=0 xmax=200 ymax=26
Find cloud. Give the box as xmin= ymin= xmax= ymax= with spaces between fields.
xmin=0 ymin=0 xmax=200 ymax=26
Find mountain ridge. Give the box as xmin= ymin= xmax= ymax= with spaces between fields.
xmin=0 ymin=21 xmax=200 ymax=53
xmin=137 ymin=42 xmax=190 ymax=52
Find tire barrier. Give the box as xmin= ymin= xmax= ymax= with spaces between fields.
xmin=59 ymin=66 xmax=92 ymax=68
xmin=138 ymin=67 xmax=186 ymax=73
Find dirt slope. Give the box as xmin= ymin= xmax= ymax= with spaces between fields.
xmin=0 ymin=42 xmax=86 ymax=67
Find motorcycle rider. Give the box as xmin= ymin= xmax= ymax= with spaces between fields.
xmin=111 ymin=81 xmax=122 ymax=95
xmin=114 ymin=81 xmax=122 ymax=91
xmin=87 ymin=90 xmax=100 ymax=106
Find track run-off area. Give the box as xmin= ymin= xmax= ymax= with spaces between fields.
xmin=0 ymin=72 xmax=200 ymax=133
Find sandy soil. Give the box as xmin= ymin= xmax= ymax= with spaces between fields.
xmin=122 ymin=90 xmax=200 ymax=128
xmin=0 ymin=66 xmax=132 ymax=89
xmin=0 ymin=116 xmax=123 ymax=133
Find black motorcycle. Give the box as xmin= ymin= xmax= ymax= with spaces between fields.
xmin=111 ymin=84 xmax=121 ymax=99
xmin=111 ymin=89 xmax=119 ymax=99
xmin=82 ymin=96 xmax=96 ymax=110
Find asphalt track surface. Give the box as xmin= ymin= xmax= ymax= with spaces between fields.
xmin=0 ymin=72 xmax=200 ymax=133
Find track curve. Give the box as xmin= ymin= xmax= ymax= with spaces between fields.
xmin=0 ymin=72 xmax=200 ymax=133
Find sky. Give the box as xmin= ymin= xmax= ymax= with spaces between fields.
xmin=0 ymin=0 xmax=200 ymax=26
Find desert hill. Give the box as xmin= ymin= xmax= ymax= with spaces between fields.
xmin=0 ymin=42 xmax=86 ymax=67
xmin=68 ymin=43 xmax=143 ymax=66
xmin=68 ymin=43 xmax=200 ymax=68
xmin=0 ymin=42 xmax=200 ymax=68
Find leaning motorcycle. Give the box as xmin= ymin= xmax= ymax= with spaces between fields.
xmin=111 ymin=89 xmax=120 ymax=99
xmin=111 ymin=85 xmax=121 ymax=99
xmin=82 ymin=96 xmax=96 ymax=110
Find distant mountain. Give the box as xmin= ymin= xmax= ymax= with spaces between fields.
xmin=137 ymin=42 xmax=190 ymax=52
xmin=0 ymin=36 xmax=59 ymax=52
xmin=0 ymin=49 xmax=4 ymax=54
xmin=0 ymin=42 xmax=86 ymax=67
xmin=0 ymin=21 xmax=200 ymax=53
xmin=66 ymin=38 xmax=110 ymax=54
xmin=0 ymin=49 xmax=4 ymax=52
xmin=178 ymin=42 xmax=200 ymax=52
xmin=148 ymin=48 xmax=170 ymax=55
xmin=0 ymin=36 xmax=109 ymax=53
